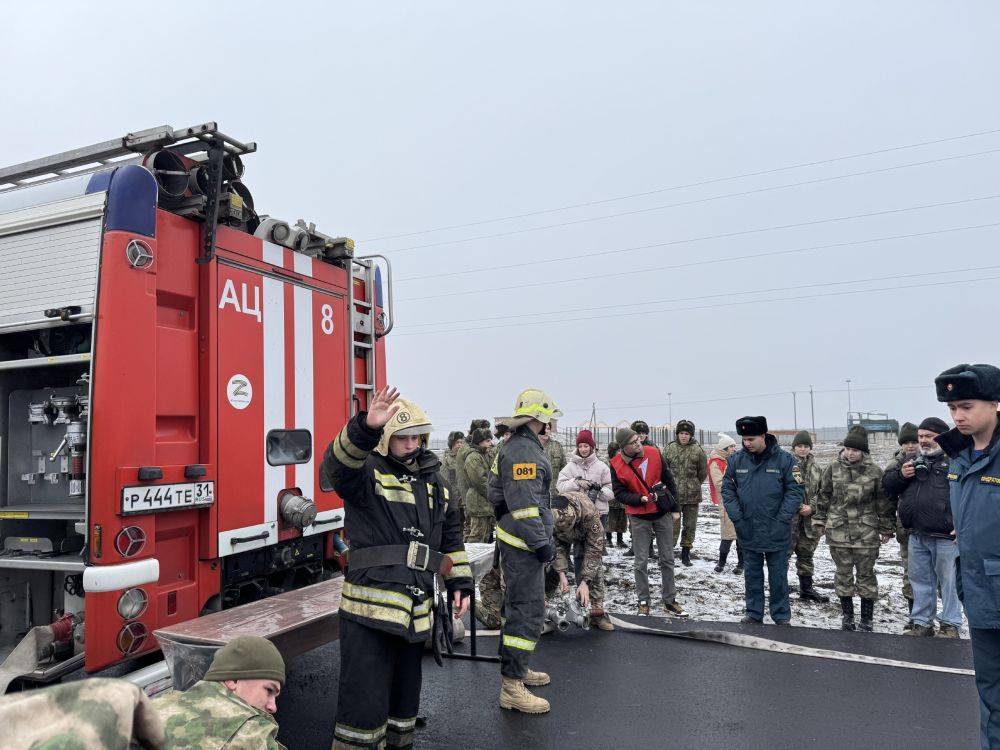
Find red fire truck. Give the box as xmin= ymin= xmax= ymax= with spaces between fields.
xmin=0 ymin=123 xmax=391 ymax=680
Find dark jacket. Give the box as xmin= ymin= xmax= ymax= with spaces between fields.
xmin=721 ymin=435 xmax=804 ymax=552
xmin=938 ymin=418 xmax=1000 ymax=629
xmin=487 ymin=425 xmax=553 ymax=552
xmin=320 ymin=413 xmax=473 ymax=642
xmin=883 ymin=451 xmax=953 ymax=537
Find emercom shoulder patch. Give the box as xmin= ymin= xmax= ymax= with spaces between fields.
xmin=791 ymin=465 xmax=804 ymax=485
xmin=513 ymin=463 xmax=537 ymax=480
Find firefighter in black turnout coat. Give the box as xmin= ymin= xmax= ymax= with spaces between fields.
xmin=488 ymin=387 xmax=562 ymax=715
xmin=321 ymin=387 xmax=472 ymax=750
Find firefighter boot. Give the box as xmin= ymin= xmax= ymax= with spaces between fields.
xmin=500 ymin=676 xmax=550 ymax=714
xmin=840 ymin=597 xmax=856 ymax=631
xmin=522 ymin=669 xmax=550 ymax=686
xmin=680 ymin=547 xmax=692 ymax=567
xmin=859 ymin=598 xmax=875 ymax=632
xmin=714 ymin=540 xmax=733 ymax=573
xmin=798 ymin=575 xmax=829 ymax=603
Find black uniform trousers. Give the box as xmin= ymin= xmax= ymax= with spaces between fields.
xmin=334 ymin=618 xmax=423 ymax=750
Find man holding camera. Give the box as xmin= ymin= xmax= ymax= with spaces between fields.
xmin=883 ymin=417 xmax=959 ymax=637
xmin=610 ymin=426 xmax=686 ymax=617
xmin=722 ymin=416 xmax=804 ymax=625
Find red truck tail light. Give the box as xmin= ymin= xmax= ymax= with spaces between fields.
xmin=115 ymin=526 xmax=147 ymax=558
xmin=116 ymin=622 xmax=148 ymax=656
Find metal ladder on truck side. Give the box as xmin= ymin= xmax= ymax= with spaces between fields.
xmin=347 ymin=255 xmax=393 ymax=415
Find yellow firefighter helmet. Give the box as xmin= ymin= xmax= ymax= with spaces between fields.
xmin=375 ymin=398 xmax=433 ymax=456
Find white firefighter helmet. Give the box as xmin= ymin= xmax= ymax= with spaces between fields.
xmin=375 ymin=398 xmax=433 ymax=456
xmin=498 ymin=388 xmax=563 ymax=429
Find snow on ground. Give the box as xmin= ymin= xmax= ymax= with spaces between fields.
xmin=600 ymin=441 xmax=969 ymax=637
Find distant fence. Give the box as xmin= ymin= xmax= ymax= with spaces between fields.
xmin=429 ymin=425 xmax=877 ymax=454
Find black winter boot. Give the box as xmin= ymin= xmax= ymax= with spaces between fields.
xmin=798 ymin=575 xmax=829 ymax=603
xmin=680 ymin=547 xmax=692 ymax=567
xmin=840 ymin=597 xmax=856 ymax=631
xmin=734 ymin=543 xmax=744 ymax=575
xmin=616 ymin=533 xmax=626 ymax=548
xmin=903 ymin=596 xmax=914 ymax=632
xmin=859 ymin=598 xmax=875 ymax=632
xmin=714 ymin=540 xmax=733 ymax=573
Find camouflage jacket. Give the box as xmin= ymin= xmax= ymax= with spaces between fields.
xmin=794 ymin=452 xmax=824 ymax=538
xmin=0 ymin=677 xmax=165 ymax=750
xmin=464 ymin=447 xmax=493 ymax=517
xmin=813 ymin=452 xmax=895 ymax=548
xmin=545 ymin=438 xmax=567 ymax=496
xmin=454 ymin=443 xmax=476 ymax=509
xmin=881 ymin=447 xmax=912 ymax=516
xmin=440 ymin=449 xmax=461 ymax=506
xmin=662 ymin=440 xmax=708 ymax=505
xmin=552 ymin=491 xmax=605 ymax=583
xmin=156 ymin=679 xmax=285 ymax=750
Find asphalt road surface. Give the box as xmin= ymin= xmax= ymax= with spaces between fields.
xmin=274 ymin=617 xmax=980 ymax=749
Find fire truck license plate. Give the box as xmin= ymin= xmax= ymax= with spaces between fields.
xmin=121 ymin=481 xmax=215 ymax=515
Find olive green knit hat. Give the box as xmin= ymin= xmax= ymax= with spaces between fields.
xmin=204 ymin=636 xmax=285 ymax=685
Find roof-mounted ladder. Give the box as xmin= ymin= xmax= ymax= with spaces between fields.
xmin=0 ymin=122 xmax=256 ymax=192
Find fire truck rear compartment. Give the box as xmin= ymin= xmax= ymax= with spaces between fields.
xmin=0 ymin=330 xmax=89 ymax=670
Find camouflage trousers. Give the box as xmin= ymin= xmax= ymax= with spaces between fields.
xmin=829 ymin=546 xmax=880 ymax=599
xmin=897 ymin=527 xmax=912 ymax=600
xmin=477 ymin=565 xmax=504 ymax=629
xmin=465 ymin=515 xmax=494 ymax=544
xmin=789 ymin=518 xmax=819 ymax=577
xmin=544 ymin=558 xmax=607 ymax=613
xmin=672 ymin=504 xmax=700 ymax=549
xmin=606 ymin=504 xmax=628 ymax=533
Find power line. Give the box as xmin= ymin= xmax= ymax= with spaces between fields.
xmin=396 ymin=195 xmax=1000 ymax=301
xmin=399 ymin=220 xmax=1000 ymax=316
xmin=392 ymin=271 xmax=1000 ymax=337
xmin=398 ymin=219 xmax=1000 ymax=282
xmin=361 ymin=127 xmax=1000 ymax=243
xmin=379 ymin=148 xmax=1000 ymax=254
xmin=398 ymin=263 xmax=1000 ymax=331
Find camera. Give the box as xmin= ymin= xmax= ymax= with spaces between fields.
xmin=912 ymin=455 xmax=931 ymax=479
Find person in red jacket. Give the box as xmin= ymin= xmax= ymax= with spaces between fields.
xmin=610 ymin=427 xmax=686 ymax=617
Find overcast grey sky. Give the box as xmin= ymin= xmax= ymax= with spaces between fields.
xmin=3 ymin=2 xmax=998 ymax=437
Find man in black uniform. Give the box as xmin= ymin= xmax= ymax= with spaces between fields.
xmin=488 ymin=387 xmax=561 ymax=715
xmin=321 ymin=387 xmax=472 ymax=750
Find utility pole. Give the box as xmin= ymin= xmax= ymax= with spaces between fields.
xmin=809 ymin=385 xmax=816 ymax=437
xmin=846 ymin=378 xmax=853 ymax=423
xmin=792 ymin=391 xmax=798 ymax=430
xmin=668 ymin=392 xmax=673 ymax=429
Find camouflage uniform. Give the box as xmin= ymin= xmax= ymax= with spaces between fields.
xmin=0 ymin=677 xmax=165 ymax=750
xmin=544 ymin=437 xmax=567 ymax=497
xmin=789 ymin=451 xmax=824 ymax=576
xmin=477 ymin=561 xmax=504 ymax=629
xmin=455 ymin=442 xmax=476 ymax=538
xmin=156 ymin=679 xmax=284 ymax=749
xmin=883 ymin=448 xmax=914 ymax=601
xmin=604 ymin=443 xmax=628 ymax=535
xmin=440 ymin=449 xmax=461 ymax=507
xmin=814 ymin=453 xmax=895 ymax=599
xmin=464 ymin=446 xmax=495 ymax=543
xmin=545 ymin=491 xmax=607 ymax=612
xmin=662 ymin=440 xmax=708 ymax=549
